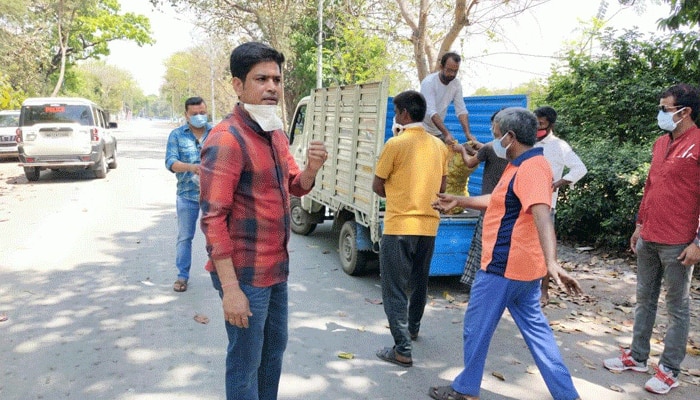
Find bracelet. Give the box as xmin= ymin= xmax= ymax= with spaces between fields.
xmin=221 ymin=281 xmax=239 ymax=289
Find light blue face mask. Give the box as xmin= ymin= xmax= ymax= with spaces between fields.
xmin=657 ymin=107 xmax=685 ymax=132
xmin=493 ymin=131 xmax=511 ymax=159
xmin=189 ymin=114 xmax=208 ymax=128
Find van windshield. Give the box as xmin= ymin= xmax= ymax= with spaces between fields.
xmin=0 ymin=114 xmax=19 ymax=127
xmin=22 ymin=104 xmax=94 ymax=126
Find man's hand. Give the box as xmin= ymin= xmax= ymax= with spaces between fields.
xmin=306 ymin=140 xmax=328 ymax=172
xmin=546 ymin=260 xmax=583 ymax=297
xmin=223 ymin=286 xmax=253 ymax=328
xmin=678 ymin=242 xmax=700 ymax=266
xmin=432 ymin=193 xmax=461 ymax=213
xmin=630 ymin=225 xmax=642 ymax=254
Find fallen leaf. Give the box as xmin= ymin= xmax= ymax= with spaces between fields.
xmin=0 ymin=313 xmax=7 ymax=322
xmin=193 ymin=314 xmax=210 ymax=324
xmin=443 ymin=291 xmax=455 ymax=302
xmin=365 ymin=298 xmax=382 ymax=305
xmin=687 ymin=368 xmax=700 ymax=377
xmin=608 ymin=384 xmax=625 ymax=393
xmin=526 ymin=365 xmax=538 ymax=374
xmin=491 ymin=371 xmax=505 ymax=381
xmin=337 ymin=352 xmax=354 ymax=359
xmin=357 ymin=326 xmax=366 ymax=332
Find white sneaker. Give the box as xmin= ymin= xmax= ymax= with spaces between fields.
xmin=603 ymin=348 xmax=648 ymax=372
xmin=645 ymin=364 xmax=679 ymax=395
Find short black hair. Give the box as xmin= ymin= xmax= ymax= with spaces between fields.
xmin=393 ymin=90 xmax=427 ymax=122
xmin=533 ymin=106 xmax=557 ymax=125
xmin=661 ymin=83 xmax=700 ymax=121
xmin=185 ymin=96 xmax=205 ymax=112
xmin=440 ymin=52 xmax=461 ymax=67
xmin=229 ymin=42 xmax=285 ymax=82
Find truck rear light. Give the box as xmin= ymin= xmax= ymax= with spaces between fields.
xmin=90 ymin=128 xmax=99 ymax=141
xmin=80 ymin=155 xmax=91 ymax=161
xmin=26 ymin=157 xmax=35 ymax=162
xmin=16 ymin=128 xmax=22 ymax=143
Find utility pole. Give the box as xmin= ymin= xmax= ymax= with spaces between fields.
xmin=316 ymin=0 xmax=323 ymax=88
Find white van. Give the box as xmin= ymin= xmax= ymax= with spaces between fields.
xmin=0 ymin=110 xmax=20 ymax=159
xmin=17 ymin=97 xmax=117 ymax=181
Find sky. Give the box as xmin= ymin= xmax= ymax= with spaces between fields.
xmin=107 ymin=0 xmax=670 ymax=96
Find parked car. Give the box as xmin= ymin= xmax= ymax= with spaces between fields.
xmin=17 ymin=97 xmax=117 ymax=181
xmin=0 ymin=110 xmax=20 ymax=160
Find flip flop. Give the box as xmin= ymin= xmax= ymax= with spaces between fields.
xmin=173 ymin=279 xmax=188 ymax=292
xmin=428 ymin=385 xmax=477 ymax=400
xmin=376 ymin=346 xmax=412 ymax=367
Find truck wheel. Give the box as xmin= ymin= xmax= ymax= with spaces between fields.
xmin=24 ymin=167 xmax=40 ymax=182
xmin=291 ymin=197 xmax=317 ymax=235
xmin=339 ymin=221 xmax=370 ymax=276
xmin=94 ymin=153 xmax=107 ymax=179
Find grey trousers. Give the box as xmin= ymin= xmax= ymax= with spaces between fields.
xmin=379 ymin=234 xmax=435 ymax=358
xmin=631 ymin=238 xmax=694 ymax=374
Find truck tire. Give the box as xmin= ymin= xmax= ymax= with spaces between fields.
xmin=24 ymin=167 xmax=40 ymax=182
xmin=291 ymin=197 xmax=317 ymax=235
xmin=339 ymin=221 xmax=371 ymax=276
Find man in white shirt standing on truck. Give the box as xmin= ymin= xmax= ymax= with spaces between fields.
xmin=421 ymin=51 xmax=481 ymax=148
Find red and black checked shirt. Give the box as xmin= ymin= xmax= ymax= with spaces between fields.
xmin=199 ymin=104 xmax=311 ymax=287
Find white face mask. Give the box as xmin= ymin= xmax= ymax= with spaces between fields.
xmin=493 ymin=131 xmax=512 ymax=159
xmin=243 ymin=103 xmax=283 ymax=131
xmin=391 ymin=117 xmax=404 ymax=136
xmin=657 ymin=107 xmax=685 ymax=132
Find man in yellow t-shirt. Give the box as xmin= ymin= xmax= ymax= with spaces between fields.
xmin=372 ymin=90 xmax=450 ymax=368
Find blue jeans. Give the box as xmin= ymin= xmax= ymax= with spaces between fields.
xmin=631 ymin=238 xmax=693 ymax=375
xmin=211 ymin=273 xmax=288 ymax=400
xmin=176 ymin=196 xmax=200 ymax=280
xmin=452 ymin=270 xmax=579 ymax=400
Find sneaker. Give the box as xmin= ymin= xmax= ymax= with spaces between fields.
xmin=603 ymin=348 xmax=648 ymax=372
xmin=645 ymin=364 xmax=679 ymax=394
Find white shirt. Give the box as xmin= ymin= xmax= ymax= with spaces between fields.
xmin=534 ymin=133 xmax=587 ymax=209
xmin=420 ymin=72 xmax=468 ymax=136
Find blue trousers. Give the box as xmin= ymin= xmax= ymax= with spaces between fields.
xmin=452 ymin=269 xmax=579 ymax=400
xmin=211 ymin=273 xmax=288 ymax=400
xmin=176 ymin=196 xmax=200 ymax=280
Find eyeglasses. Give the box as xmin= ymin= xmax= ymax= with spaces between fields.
xmin=658 ymin=105 xmax=683 ymax=113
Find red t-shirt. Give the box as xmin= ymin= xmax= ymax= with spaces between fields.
xmin=638 ymin=126 xmax=700 ymax=245
xmin=481 ymin=147 xmax=552 ymax=281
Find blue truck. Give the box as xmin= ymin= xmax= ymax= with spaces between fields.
xmin=288 ymin=79 xmax=527 ymax=276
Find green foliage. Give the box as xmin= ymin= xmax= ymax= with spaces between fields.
xmin=545 ymin=28 xmax=700 ymax=250
xmin=68 ymin=60 xmax=145 ymax=115
xmin=0 ymin=75 xmax=25 ymax=110
xmin=286 ymin=0 xmax=402 ymax=115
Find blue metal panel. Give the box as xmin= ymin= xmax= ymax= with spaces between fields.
xmin=384 ymin=94 xmax=528 ymax=197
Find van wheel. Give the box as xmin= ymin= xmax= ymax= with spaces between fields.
xmin=94 ymin=154 xmax=107 ymax=179
xmin=339 ymin=221 xmax=370 ymax=276
xmin=24 ymin=167 xmax=40 ymax=182
xmin=290 ymin=197 xmax=317 ymax=235
xmin=107 ymin=148 xmax=117 ymax=169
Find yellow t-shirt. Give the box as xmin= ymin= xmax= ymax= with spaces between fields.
xmin=375 ymin=126 xmax=450 ymax=236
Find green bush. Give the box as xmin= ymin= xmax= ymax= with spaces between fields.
xmin=544 ymin=28 xmax=699 ymax=250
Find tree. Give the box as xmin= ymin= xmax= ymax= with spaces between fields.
xmin=393 ymin=0 xmax=550 ymax=80
xmin=0 ymin=0 xmax=153 ymax=97
xmin=544 ymin=27 xmax=699 ymax=249
xmin=69 ymin=60 xmax=145 ymax=117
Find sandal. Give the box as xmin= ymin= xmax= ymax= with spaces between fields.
xmin=376 ymin=346 xmax=412 ymax=367
xmin=428 ymin=385 xmax=478 ymax=400
xmin=173 ymin=279 xmax=188 ymax=292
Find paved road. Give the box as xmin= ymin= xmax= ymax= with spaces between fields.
xmin=0 ymin=119 xmax=696 ymax=399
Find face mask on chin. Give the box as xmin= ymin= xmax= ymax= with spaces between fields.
xmin=243 ymin=103 xmax=284 ymax=131
xmin=657 ymin=107 xmax=686 ymax=132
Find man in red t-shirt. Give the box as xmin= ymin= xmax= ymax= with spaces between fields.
xmin=429 ymin=107 xmax=582 ymax=400
xmin=604 ymin=83 xmax=700 ymax=395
